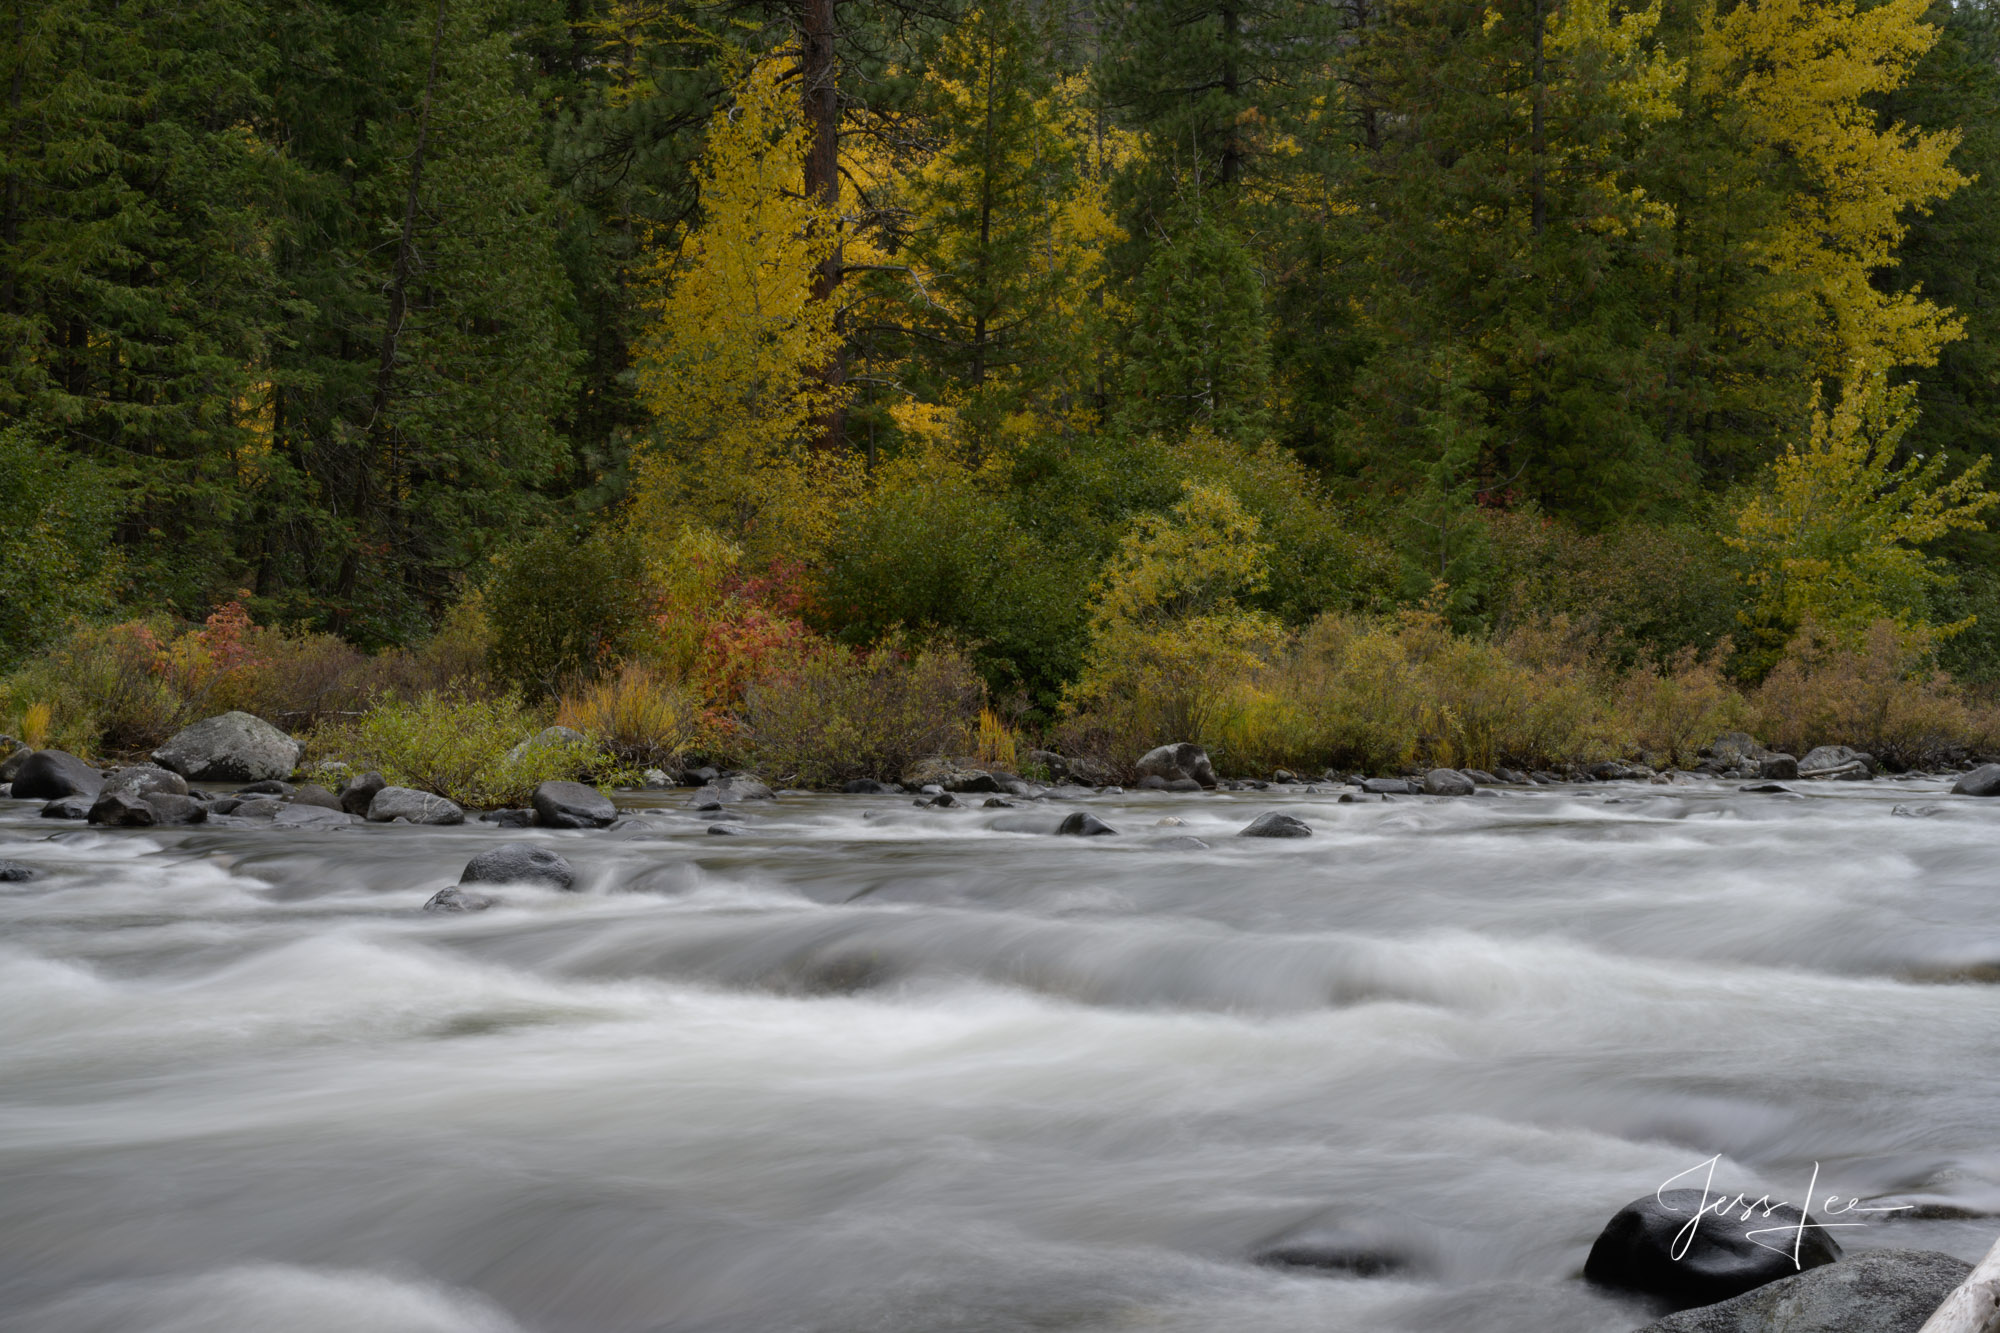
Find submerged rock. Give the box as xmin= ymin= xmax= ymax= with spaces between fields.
xmin=1584 ymin=1189 xmax=1841 ymax=1311
xmin=423 ymin=886 xmax=496 ymax=913
xmin=1634 ymin=1248 xmax=1969 ymax=1333
xmin=39 ymin=794 xmax=93 ymax=820
xmin=12 ymin=750 xmax=102 ymax=801
xmin=1239 ymin=811 xmax=1313 ymax=838
xmin=532 ymin=780 xmax=617 ymax=830
xmin=461 ymin=843 xmax=575 ymax=890
xmin=152 ymin=711 xmax=302 ymax=783
xmin=479 ymin=808 xmax=536 ymax=828
xmin=0 ymin=860 xmax=38 ymax=882
xmin=271 ymin=804 xmax=351 ymax=829
xmin=1056 ymin=812 xmax=1117 ymax=837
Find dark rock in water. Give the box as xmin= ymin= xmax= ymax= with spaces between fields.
xmin=983 ymin=797 xmax=1016 ymax=808
xmin=707 ymin=822 xmax=747 ymax=835
xmin=914 ymin=792 xmax=961 ymax=809
xmin=338 ymin=771 xmax=387 ymax=816
xmin=1799 ymin=745 xmax=1873 ymax=781
xmin=1759 ymin=754 xmax=1800 ymax=780
xmin=1360 ymin=777 xmax=1414 ymax=795
xmin=1136 ymin=775 xmax=1168 ymax=791
xmin=461 ymin=842 xmax=575 ymax=890
xmin=479 ymin=808 xmax=535 ymax=828
xmin=12 ymin=750 xmax=102 ymax=801
xmin=1056 ymin=812 xmax=1117 ymax=837
xmin=151 ymin=711 xmax=303 ymax=783
xmin=1461 ymin=769 xmax=1497 ymax=785
xmin=1634 ymin=1248 xmax=1970 ymax=1333
xmin=532 ymin=780 xmax=617 ymax=830
xmin=272 ymin=804 xmax=351 ymax=829
xmin=1157 ymin=835 xmax=1209 ymax=851
xmin=1134 ymin=742 xmax=1217 ymax=789
xmin=1739 ymin=783 xmax=1798 ymax=795
xmin=1493 ymin=767 xmax=1527 ymax=784
xmin=365 ymin=786 xmax=464 ymax=825
xmin=0 ymin=859 xmax=37 ymax=881
xmin=40 ymin=795 xmax=92 ymax=820
xmin=1164 ymin=776 xmax=1203 ymax=792
xmin=87 ymin=792 xmax=155 ymax=827
xmin=841 ymin=779 xmax=899 ymax=794
xmin=423 ymin=886 xmax=496 ymax=913
xmin=289 ymin=783 xmax=342 ymax=811
xmin=1254 ymin=1234 xmax=1419 ymax=1278
xmin=230 ymin=797 xmax=286 ymax=819
xmin=1423 ymin=768 xmax=1475 ymax=797
xmin=145 ymin=794 xmax=208 ymax=825
xmin=101 ymin=764 xmax=188 ymax=801
xmin=1584 ymin=1189 xmax=1841 ymax=1311
xmin=1891 ymin=804 xmax=1942 ymax=819
xmin=238 ymin=779 xmax=294 ymax=797
xmin=1951 ymin=762 xmax=2000 ymax=796
xmin=1239 ymin=811 xmax=1313 ymax=838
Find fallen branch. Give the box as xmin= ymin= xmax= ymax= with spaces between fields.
xmin=1918 ymin=1232 xmax=2000 ymax=1333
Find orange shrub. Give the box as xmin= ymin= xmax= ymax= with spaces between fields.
xmin=1753 ymin=620 xmax=1990 ymax=769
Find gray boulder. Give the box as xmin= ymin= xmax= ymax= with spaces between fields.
xmin=365 ymin=786 xmax=465 ymax=825
xmin=1708 ymin=731 xmax=1770 ymax=766
xmin=0 ymin=743 xmax=32 ymax=784
xmin=87 ymin=792 xmax=155 ymax=826
xmin=289 ymin=782 xmax=343 ymax=811
xmin=1759 ymin=754 xmax=1800 ymax=780
xmin=272 ymin=804 xmax=352 ymax=829
xmin=12 ymin=750 xmax=102 ymax=801
xmin=101 ymin=764 xmax=188 ymax=801
xmin=1056 ymin=812 xmax=1117 ymax=836
xmin=1135 ymin=743 xmax=1217 ymax=789
xmin=689 ymin=775 xmax=774 ymax=804
xmin=1799 ymin=745 xmax=1873 ymax=781
xmin=1240 ymin=811 xmax=1313 ymax=838
xmin=0 ymin=860 xmax=38 ymax=882
xmin=1423 ymin=768 xmax=1475 ymax=797
xmin=152 ymin=711 xmax=303 ymax=783
xmin=479 ymin=808 xmax=535 ymax=828
xmin=1360 ymin=777 xmax=1415 ymax=795
xmin=1951 ymin=762 xmax=2000 ymax=796
xmin=39 ymin=795 xmax=92 ymax=819
xmin=1584 ymin=1189 xmax=1840 ymax=1310
xmin=1635 ymin=1248 xmax=1970 ymax=1333
xmin=460 ymin=843 xmax=575 ymax=890
xmin=338 ymin=771 xmax=387 ymax=816
xmin=144 ymin=794 xmax=208 ymax=825
xmin=531 ymin=780 xmax=617 ymax=829
xmin=423 ymin=886 xmax=496 ymax=913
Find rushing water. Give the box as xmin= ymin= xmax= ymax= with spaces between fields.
xmin=2 ymin=780 xmax=1999 ymax=1333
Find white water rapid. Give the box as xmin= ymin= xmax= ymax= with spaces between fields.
xmin=2 ymin=781 xmax=1998 ymax=1332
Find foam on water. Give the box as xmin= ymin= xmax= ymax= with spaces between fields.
xmin=2 ymin=779 xmax=1998 ymax=1332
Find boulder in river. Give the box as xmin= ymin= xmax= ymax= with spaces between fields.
xmin=39 ymin=794 xmax=92 ymax=819
xmin=272 ymin=804 xmax=352 ymax=829
xmin=689 ymin=775 xmax=774 ymax=804
xmin=1056 ymin=811 xmax=1117 ymax=836
xmin=86 ymin=792 xmax=155 ymax=826
xmin=479 ymin=808 xmax=535 ymax=828
xmin=1584 ymin=1189 xmax=1841 ymax=1310
xmin=423 ymin=886 xmax=496 ymax=913
xmin=1951 ymin=762 xmax=2000 ymax=796
xmin=12 ymin=750 xmax=102 ymax=801
xmin=289 ymin=783 xmax=343 ymax=811
xmin=461 ymin=843 xmax=575 ymax=891
xmin=0 ymin=859 xmax=38 ymax=882
xmin=1134 ymin=743 xmax=1216 ymax=789
xmin=1423 ymin=768 xmax=1475 ymax=797
xmin=101 ymin=764 xmax=187 ymax=801
xmin=144 ymin=794 xmax=208 ymax=825
xmin=0 ymin=743 xmax=32 ymax=784
xmin=1633 ymin=1248 xmax=1970 ymax=1333
xmin=1798 ymin=746 xmax=1873 ymax=781
xmin=151 ymin=711 xmax=303 ymax=783
xmin=1758 ymin=754 xmax=1800 ymax=781
xmin=531 ymin=780 xmax=617 ymax=829
xmin=1239 ymin=811 xmax=1313 ymax=838
xmin=338 ymin=771 xmax=387 ymax=816
xmin=365 ymin=786 xmax=464 ymax=825
xmin=1360 ymin=777 xmax=1414 ymax=795
xmin=841 ymin=779 xmax=900 ymax=794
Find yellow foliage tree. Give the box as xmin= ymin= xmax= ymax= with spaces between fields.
xmin=1729 ymin=363 xmax=1996 ymax=667
xmin=1699 ymin=0 xmax=1967 ymax=373
xmin=1066 ymin=480 xmax=1285 ymax=747
xmin=628 ymin=60 xmax=859 ymax=563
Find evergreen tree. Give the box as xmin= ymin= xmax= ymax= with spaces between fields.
xmin=1119 ymin=210 xmax=1272 ymax=441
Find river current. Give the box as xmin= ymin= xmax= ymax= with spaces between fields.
xmin=2 ymin=780 xmax=1998 ymax=1332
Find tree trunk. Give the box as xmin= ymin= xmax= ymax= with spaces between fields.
xmin=800 ymin=0 xmax=847 ymax=452
xmin=1916 ymin=1231 xmax=2000 ymax=1332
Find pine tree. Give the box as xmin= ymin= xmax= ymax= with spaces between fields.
xmin=1118 ymin=209 xmax=1272 ymax=441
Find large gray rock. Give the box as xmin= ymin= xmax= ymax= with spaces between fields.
xmin=461 ymin=843 xmax=576 ymax=890
xmin=1585 ymin=1189 xmax=1841 ymax=1311
xmin=101 ymin=764 xmax=188 ymax=801
xmin=1135 ymin=743 xmax=1216 ymax=789
xmin=289 ymin=782 xmax=343 ymax=811
xmin=11 ymin=750 xmax=102 ymax=801
xmin=1056 ymin=812 xmax=1117 ymax=836
xmin=39 ymin=795 xmax=92 ymax=820
xmin=1951 ymin=762 xmax=2000 ymax=796
xmin=1635 ymin=1248 xmax=1970 ymax=1333
xmin=0 ymin=860 xmax=38 ymax=882
xmin=1239 ymin=811 xmax=1313 ymax=838
xmin=1423 ymin=768 xmax=1475 ymax=797
xmin=338 ymin=771 xmax=387 ymax=816
xmin=1798 ymin=745 xmax=1873 ymax=781
xmin=272 ymin=804 xmax=353 ymax=829
xmin=423 ymin=886 xmax=496 ymax=913
xmin=87 ymin=791 xmax=155 ymax=827
xmin=0 ymin=744 xmax=35 ymax=784
xmin=689 ymin=775 xmax=774 ymax=804
xmin=143 ymin=794 xmax=207 ymax=825
xmin=365 ymin=786 xmax=465 ymax=825
xmin=152 ymin=712 xmax=303 ymax=783
xmin=531 ymin=780 xmax=616 ymax=829
xmin=1360 ymin=777 xmax=1415 ymax=795
xmin=1758 ymin=754 xmax=1800 ymax=781
xmin=1708 ymin=732 xmax=1770 ymax=766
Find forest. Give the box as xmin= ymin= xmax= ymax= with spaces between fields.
xmin=7 ymin=0 xmax=2000 ymax=787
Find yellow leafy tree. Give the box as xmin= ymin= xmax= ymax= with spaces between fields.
xmin=1066 ymin=480 xmax=1285 ymax=749
xmin=1699 ymin=0 xmax=1967 ymax=373
xmin=1728 ymin=363 xmax=1996 ymax=667
xmin=628 ymin=59 xmax=859 ymax=564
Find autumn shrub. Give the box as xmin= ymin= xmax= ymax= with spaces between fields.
xmin=1752 ymin=621 xmax=1989 ymax=768
xmin=1611 ymin=645 xmax=1750 ymax=768
xmin=556 ymin=662 xmax=708 ymax=773
xmin=744 ymin=643 xmax=985 ymax=786
xmin=317 ymin=690 xmax=607 ymax=808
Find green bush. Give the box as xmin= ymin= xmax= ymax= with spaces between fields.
xmin=483 ymin=524 xmax=649 ymax=698
xmin=0 ymin=427 xmax=121 ymax=668
xmin=744 ymin=643 xmax=985 ymax=787
xmin=319 ymin=691 xmax=610 ymax=808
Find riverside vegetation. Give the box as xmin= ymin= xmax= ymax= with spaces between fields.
xmin=9 ymin=0 xmax=2000 ymax=785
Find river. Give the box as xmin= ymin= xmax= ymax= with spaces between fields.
xmin=2 ymin=780 xmax=1997 ymax=1332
